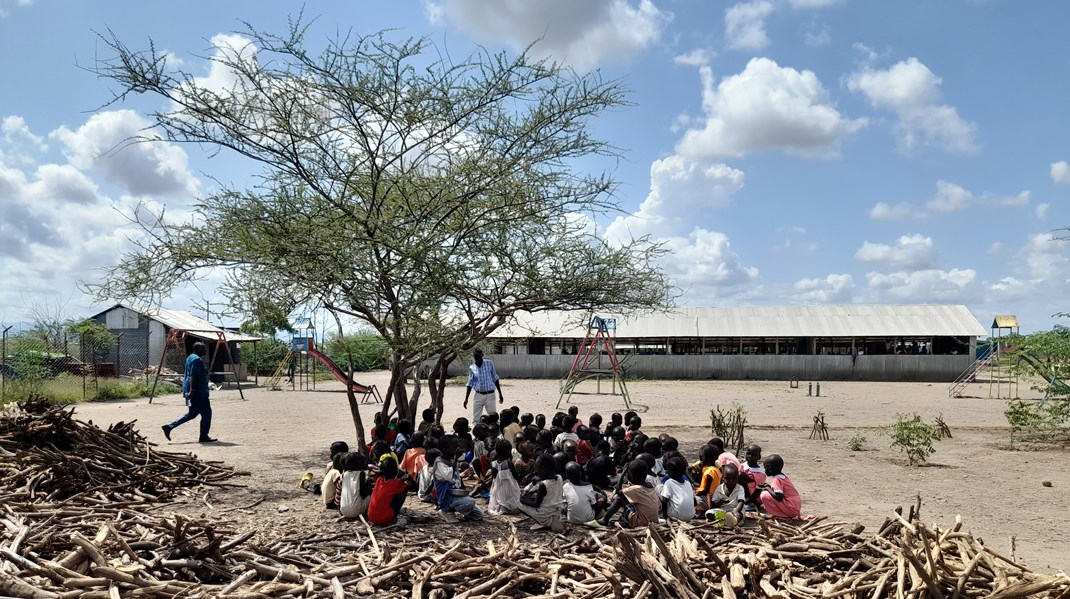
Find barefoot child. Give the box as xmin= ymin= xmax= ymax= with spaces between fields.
xmin=705 ymin=463 xmax=746 ymax=526
xmin=756 ymin=455 xmax=802 ymax=520
xmin=519 ymin=454 xmax=565 ymax=533
xmin=600 ymin=459 xmax=658 ymax=528
xmin=432 ymin=436 xmax=484 ymax=523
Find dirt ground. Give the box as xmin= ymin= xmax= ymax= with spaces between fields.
xmin=70 ymin=373 xmax=1069 ymax=573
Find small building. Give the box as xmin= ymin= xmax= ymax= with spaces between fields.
xmin=90 ymin=304 xmax=261 ymax=379
xmin=464 ymin=304 xmax=988 ymax=382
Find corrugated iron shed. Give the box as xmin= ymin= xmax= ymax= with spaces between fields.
xmin=92 ymin=303 xmax=261 ymax=342
xmin=491 ymin=305 xmax=987 ymax=339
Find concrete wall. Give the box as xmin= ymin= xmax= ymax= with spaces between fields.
xmin=447 ymin=354 xmax=973 ymax=382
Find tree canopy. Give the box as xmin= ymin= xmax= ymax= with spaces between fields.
xmin=88 ymin=20 xmax=674 ymax=443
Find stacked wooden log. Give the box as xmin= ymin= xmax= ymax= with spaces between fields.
xmin=0 ymin=398 xmax=241 ymax=504
xmin=2 ymin=500 xmax=1067 ymax=598
xmin=0 ymin=401 xmax=1066 ymax=598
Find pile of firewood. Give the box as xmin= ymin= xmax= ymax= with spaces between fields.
xmin=0 ymin=398 xmax=241 ymax=504
xmin=0 ymin=401 xmax=1066 ymax=598
xmin=2 ymin=500 xmax=1067 ymax=598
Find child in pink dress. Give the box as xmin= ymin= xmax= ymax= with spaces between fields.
xmin=756 ymin=454 xmax=801 ymax=520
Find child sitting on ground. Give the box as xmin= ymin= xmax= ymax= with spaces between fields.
xmin=514 ymin=441 xmax=536 ymax=482
xmin=584 ymin=440 xmax=614 ymax=490
xmin=399 ymin=431 xmax=427 ymax=486
xmin=659 ymin=456 xmax=696 ymax=522
xmin=756 ymin=454 xmax=802 ymax=520
xmin=417 ymin=448 xmax=442 ymax=503
xmin=432 ymin=436 xmax=484 ymax=523
xmin=562 ymin=461 xmax=600 ymax=525
xmin=304 ymin=440 xmax=348 ymax=495
xmin=694 ymin=445 xmax=723 ymax=512
xmin=487 ymin=439 xmax=521 ymax=515
xmin=740 ymin=444 xmax=767 ymax=503
xmin=600 ymin=459 xmax=658 ymax=528
xmin=418 ymin=408 xmax=436 ymax=434
xmin=705 ymin=463 xmax=746 ymax=526
xmin=367 ymin=456 xmax=409 ymax=526
xmin=323 ymin=449 xmax=347 ymax=510
xmin=519 ymin=453 xmax=565 ymax=533
xmin=339 ymin=452 xmax=374 ymax=520
xmin=393 ymin=420 xmax=414 ymax=456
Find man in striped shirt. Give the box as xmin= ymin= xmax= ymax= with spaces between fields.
xmin=463 ymin=349 xmax=504 ymax=423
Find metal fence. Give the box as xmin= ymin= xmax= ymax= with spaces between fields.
xmin=1 ymin=323 xmax=154 ymax=402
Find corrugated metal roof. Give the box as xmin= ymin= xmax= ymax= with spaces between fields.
xmin=93 ymin=304 xmax=262 ymax=342
xmin=490 ymin=305 xmax=988 ymax=339
xmin=992 ymin=315 xmax=1019 ymax=329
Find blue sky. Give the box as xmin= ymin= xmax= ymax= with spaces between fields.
xmin=1 ymin=0 xmax=1068 ymax=333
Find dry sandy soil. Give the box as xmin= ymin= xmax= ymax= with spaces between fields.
xmin=71 ymin=373 xmax=1069 ymax=573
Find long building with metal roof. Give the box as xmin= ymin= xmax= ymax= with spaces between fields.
xmin=464 ymin=305 xmax=987 ymax=382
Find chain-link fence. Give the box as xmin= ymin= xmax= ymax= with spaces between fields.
xmin=1 ymin=322 xmax=157 ymax=403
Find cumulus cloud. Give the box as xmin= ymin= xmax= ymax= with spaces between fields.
xmin=855 ymin=234 xmax=935 ymax=270
xmin=1052 ymin=160 xmax=1070 ymax=184
xmin=1036 ymin=203 xmax=1050 ymax=219
xmin=1021 ymin=233 xmax=1069 ymax=279
xmin=1 ymin=116 xmax=47 ymax=165
xmin=605 ymin=155 xmax=745 ymax=241
xmin=50 ymin=110 xmax=199 ymax=198
xmin=604 ymin=155 xmax=757 ymax=291
xmin=426 ymin=0 xmax=670 ymax=71
xmin=864 ymin=268 xmax=976 ymax=303
xmin=0 ymin=0 xmax=32 ymax=17
xmin=848 ymin=57 xmax=978 ymax=154
xmin=793 ymin=273 xmax=854 ymax=302
xmin=724 ymin=1 xmax=774 ymax=51
xmin=925 ymin=180 xmax=973 ymax=213
xmin=676 ymin=58 xmax=865 ymax=160
xmin=804 ymin=25 xmax=831 ymax=47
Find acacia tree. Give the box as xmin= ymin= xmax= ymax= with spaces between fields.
xmin=89 ymin=21 xmax=673 ymax=448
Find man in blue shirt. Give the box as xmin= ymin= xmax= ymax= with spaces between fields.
xmin=162 ymin=341 xmax=217 ymax=443
xmin=463 ymin=348 xmax=504 ymax=423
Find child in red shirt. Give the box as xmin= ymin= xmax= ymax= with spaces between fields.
xmin=367 ymin=457 xmax=408 ymax=526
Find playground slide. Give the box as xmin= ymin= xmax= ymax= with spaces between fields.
xmin=307 ymin=347 xmax=373 ymax=394
xmin=1019 ymin=352 xmax=1070 ymax=394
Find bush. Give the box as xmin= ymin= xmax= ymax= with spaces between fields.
xmin=847 ymin=430 xmax=866 ymax=451
xmin=887 ymin=413 xmax=941 ymax=465
xmin=1005 ymin=400 xmax=1070 ymax=443
xmin=323 ymin=333 xmax=389 ymax=372
xmin=243 ymin=338 xmax=290 ymax=377
xmin=710 ymin=403 xmax=747 ymax=454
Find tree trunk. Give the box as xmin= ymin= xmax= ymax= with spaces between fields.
xmin=428 ymin=353 xmax=456 ymax=424
xmin=345 ymin=387 xmax=367 ymax=451
xmin=407 ymin=365 xmax=422 ymax=423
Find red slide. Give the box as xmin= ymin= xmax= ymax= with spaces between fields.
xmin=307 ymin=347 xmax=373 ymax=394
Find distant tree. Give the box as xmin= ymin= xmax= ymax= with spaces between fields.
xmin=88 ymin=21 xmax=673 ymax=448
xmin=1006 ymin=326 xmax=1070 ymax=399
xmin=68 ymin=318 xmax=115 ymax=365
xmin=324 ymin=333 xmax=389 ymax=373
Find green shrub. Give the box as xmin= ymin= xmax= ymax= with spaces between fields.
xmin=887 ymin=413 xmax=941 ymax=465
xmin=847 ymin=430 xmax=866 ymax=451
xmin=1005 ymin=400 xmax=1070 ymax=443
xmin=243 ymin=338 xmax=290 ymax=376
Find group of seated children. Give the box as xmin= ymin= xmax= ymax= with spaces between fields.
xmin=307 ymin=405 xmax=802 ymax=530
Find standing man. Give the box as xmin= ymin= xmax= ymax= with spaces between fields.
xmin=464 ymin=348 xmax=503 ymax=423
xmin=162 ymin=341 xmax=217 ymax=443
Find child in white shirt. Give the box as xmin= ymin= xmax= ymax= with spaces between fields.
xmin=658 ymin=456 xmax=696 ymax=522
xmin=704 ymin=463 xmax=746 ymax=526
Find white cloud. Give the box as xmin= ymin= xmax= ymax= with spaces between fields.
xmin=854 ymin=234 xmax=935 ymax=270
xmin=426 ymin=0 xmax=671 ymax=72
xmin=1051 ymin=160 xmax=1070 ymax=184
xmin=864 ymin=268 xmax=976 ymax=302
xmin=1021 ymin=233 xmax=1069 ymax=279
xmin=793 ymin=273 xmax=854 ymax=302
xmin=676 ymin=58 xmax=866 ymax=159
xmin=50 ymin=110 xmax=199 ymax=198
xmin=869 ymin=202 xmax=922 ymax=220
xmin=1036 ymin=203 xmax=1050 ymax=219
xmin=724 ymin=1 xmax=774 ymax=51
xmin=674 ymin=48 xmax=715 ymax=67
xmin=604 ymin=154 xmax=757 ymax=290
xmin=848 ymin=57 xmax=978 ymax=154
xmin=605 ymin=155 xmax=745 ymax=242
xmin=0 ymin=0 xmax=32 ymax=17
xmin=987 ymin=242 xmax=1004 ymax=255
xmin=1 ymin=116 xmax=47 ymax=165
xmin=925 ymin=180 xmax=974 ymax=213
xmin=190 ymin=33 xmax=258 ymax=95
